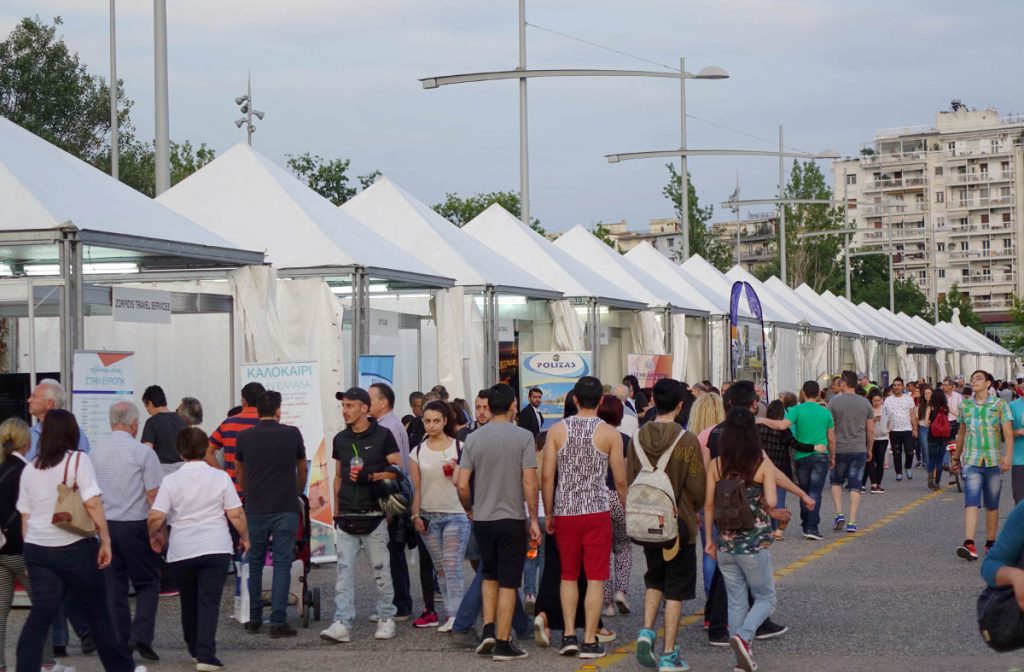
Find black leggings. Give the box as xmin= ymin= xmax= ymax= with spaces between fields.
xmin=863 ymin=440 xmax=888 ymax=487
xmin=889 ymin=431 xmax=915 ymax=476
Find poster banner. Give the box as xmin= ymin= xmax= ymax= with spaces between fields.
xmin=358 ymin=355 xmax=395 ymax=388
xmin=519 ymin=352 xmax=592 ymax=431
xmin=240 ymin=361 xmax=334 ymax=562
xmin=729 ymin=281 xmax=768 ymax=395
xmin=72 ymin=351 xmax=134 ymax=446
xmin=627 ymin=354 xmax=674 ymax=388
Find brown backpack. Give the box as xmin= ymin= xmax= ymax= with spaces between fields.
xmin=714 ymin=463 xmax=756 ymax=531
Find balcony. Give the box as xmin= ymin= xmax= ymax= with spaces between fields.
xmin=859 ymin=204 xmax=925 ymax=217
xmin=958 ymin=273 xmax=1016 ymax=286
xmin=973 ymin=298 xmax=1015 ymax=310
xmin=867 ymin=176 xmax=927 ymax=191
xmin=955 ymin=171 xmax=1015 ymax=184
xmin=983 ymin=247 xmax=1017 ymax=258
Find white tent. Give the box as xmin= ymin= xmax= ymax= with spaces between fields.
xmin=726 ymin=267 xmax=831 ymax=331
xmin=624 ymin=243 xmax=724 ymax=314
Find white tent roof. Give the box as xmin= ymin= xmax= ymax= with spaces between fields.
xmin=623 ymin=243 xmax=722 ymax=314
xmin=936 ymin=322 xmax=986 ymax=354
xmin=0 ymin=116 xmax=260 ymax=265
xmin=906 ymin=315 xmax=967 ymax=352
xmin=937 ymin=319 xmax=1007 ymax=355
xmin=726 ymin=267 xmax=830 ymax=330
xmin=553 ymin=226 xmax=708 ymax=314
xmin=786 ymin=284 xmax=863 ymax=336
xmin=157 ymin=144 xmax=445 ymax=282
xmin=831 ymin=295 xmax=904 ymax=342
xmin=341 ymin=177 xmax=557 ymax=295
xmin=680 ymin=256 xmax=799 ymax=325
xmin=873 ymin=307 xmax=926 ymax=345
xmin=463 ymin=205 xmax=643 ymax=309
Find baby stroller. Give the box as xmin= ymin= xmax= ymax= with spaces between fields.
xmin=256 ymin=494 xmax=321 ymax=627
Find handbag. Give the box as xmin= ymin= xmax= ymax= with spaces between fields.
xmin=977 ymin=548 xmax=1024 ymax=651
xmin=334 ymin=512 xmax=384 ymax=536
xmin=51 ymin=452 xmax=97 ymax=537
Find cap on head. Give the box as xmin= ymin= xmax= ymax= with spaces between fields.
xmin=336 ymin=387 xmax=371 ymax=406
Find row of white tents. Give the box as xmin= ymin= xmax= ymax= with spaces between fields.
xmin=0 ymin=115 xmax=1016 ymax=428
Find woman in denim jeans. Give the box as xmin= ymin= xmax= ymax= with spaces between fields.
xmin=411 ymin=400 xmax=471 ymax=633
xmin=704 ymin=409 xmax=778 ymax=672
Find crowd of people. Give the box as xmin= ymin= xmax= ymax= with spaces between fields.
xmin=1 ymin=366 xmax=1024 ymax=671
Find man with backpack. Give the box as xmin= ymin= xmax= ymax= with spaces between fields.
xmin=626 ymin=379 xmax=705 ymax=672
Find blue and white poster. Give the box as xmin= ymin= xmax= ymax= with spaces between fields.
xmin=358 ymin=354 xmax=395 ymax=389
xmin=729 ymin=281 xmax=768 ymax=395
xmin=519 ymin=352 xmax=592 ymax=430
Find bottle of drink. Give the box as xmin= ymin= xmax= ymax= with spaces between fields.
xmin=526 ymin=537 xmax=539 ymax=560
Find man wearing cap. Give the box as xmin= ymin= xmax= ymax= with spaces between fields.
xmin=857 ymin=372 xmax=876 ymax=395
xmin=320 ymin=387 xmax=402 ymax=644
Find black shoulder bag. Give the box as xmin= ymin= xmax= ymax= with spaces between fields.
xmin=978 ymin=547 xmax=1024 ymax=652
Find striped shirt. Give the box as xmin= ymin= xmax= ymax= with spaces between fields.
xmin=961 ymin=395 xmax=1011 ymax=468
xmin=553 ymin=416 xmax=609 ymax=517
xmin=90 ymin=430 xmax=163 ymax=521
xmin=209 ymin=406 xmax=260 ymax=492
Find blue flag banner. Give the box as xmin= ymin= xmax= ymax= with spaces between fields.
xmin=729 ymin=281 xmax=769 ymax=397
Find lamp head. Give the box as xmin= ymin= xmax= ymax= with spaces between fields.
xmin=694 ymin=66 xmax=729 ymax=80
xmin=235 ymin=95 xmax=248 ymax=105
xmin=254 ymin=110 xmax=265 ymax=120
xmin=816 ymin=149 xmax=841 ymax=159
xmin=235 ymin=118 xmax=245 ymax=128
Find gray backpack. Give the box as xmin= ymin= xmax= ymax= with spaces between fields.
xmin=625 ymin=430 xmax=682 ymax=548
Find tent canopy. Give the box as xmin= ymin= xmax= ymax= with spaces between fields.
xmin=554 ymin=226 xmax=708 ymax=315
xmin=726 ymin=267 xmax=831 ymax=331
xmin=464 ymin=205 xmax=644 ymax=309
xmin=623 ymin=243 xmax=722 ymax=314
xmin=342 ymin=177 xmax=557 ymax=297
xmin=157 ymin=144 xmax=446 ymax=285
xmin=784 ymin=283 xmax=862 ymax=336
xmin=681 ymin=256 xmax=799 ymax=326
xmin=0 ymin=116 xmax=262 ymax=268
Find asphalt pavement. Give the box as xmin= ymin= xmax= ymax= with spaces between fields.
xmin=10 ymin=464 xmax=1024 ymax=672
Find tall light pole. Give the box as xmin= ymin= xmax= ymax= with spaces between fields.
xmin=778 ymin=125 xmax=787 ymax=282
xmin=679 ymin=57 xmax=689 ymax=259
xmin=518 ymin=0 xmax=530 ymax=229
xmin=108 ymin=0 xmax=118 ymax=180
xmin=153 ymin=0 xmax=170 ymax=195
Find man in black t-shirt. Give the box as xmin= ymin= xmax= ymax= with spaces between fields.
xmin=141 ymin=385 xmax=187 ymax=475
xmin=321 ymin=387 xmax=402 ymax=645
xmin=235 ymin=390 xmax=307 ymax=637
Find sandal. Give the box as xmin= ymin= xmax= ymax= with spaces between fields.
xmin=773 ymin=530 xmax=785 ymax=541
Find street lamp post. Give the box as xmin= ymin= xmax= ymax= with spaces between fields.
xmin=234 ymin=73 xmax=265 ymax=145
xmin=153 ymin=0 xmax=170 ymax=195
xmin=108 ymin=0 xmax=118 ymax=180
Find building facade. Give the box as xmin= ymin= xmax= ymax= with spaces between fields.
xmin=604 ymin=218 xmax=684 ymax=257
xmin=835 ymin=105 xmax=1024 ymax=327
xmin=709 ymin=213 xmax=779 ymax=273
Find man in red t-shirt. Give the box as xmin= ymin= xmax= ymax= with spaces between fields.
xmin=207 ymin=382 xmax=266 ymax=492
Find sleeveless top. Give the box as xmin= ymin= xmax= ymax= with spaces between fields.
xmin=717 ymin=482 xmax=773 ymax=555
xmin=553 ymin=416 xmax=609 ymax=517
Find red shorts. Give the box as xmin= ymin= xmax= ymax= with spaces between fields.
xmin=554 ymin=511 xmax=612 ymax=581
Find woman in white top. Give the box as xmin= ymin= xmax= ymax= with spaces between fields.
xmin=410 ymin=400 xmax=471 ymax=633
xmin=14 ymin=409 xmax=141 ymax=672
xmin=864 ymin=390 xmax=892 ymax=494
xmin=149 ymin=427 xmax=249 ymax=672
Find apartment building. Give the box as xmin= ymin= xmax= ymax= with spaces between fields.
xmin=604 ymin=218 xmax=684 ymax=257
xmin=709 ymin=213 xmax=778 ymax=273
xmin=835 ymin=104 xmax=1024 ymax=327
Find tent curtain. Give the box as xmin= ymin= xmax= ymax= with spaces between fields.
xmin=775 ymin=327 xmax=800 ymax=397
xmin=432 ymin=287 xmax=467 ymax=401
xmin=549 ymin=300 xmax=586 ymax=351
xmin=463 ymin=293 xmax=486 ymax=403
xmin=811 ymin=332 xmax=831 ymax=383
xmin=852 ymin=339 xmax=867 ymax=374
xmin=763 ymin=326 xmax=776 ymax=400
xmin=230 ymin=266 xmax=289 ymax=363
xmin=670 ymin=313 xmax=687 ymax=381
xmin=895 ymin=344 xmax=915 ymax=381
xmin=631 ymin=311 xmax=666 ymax=356
xmin=711 ymin=318 xmax=726 ymax=386
xmin=935 ymin=349 xmax=947 ymax=382
xmin=866 ymin=340 xmax=879 ymax=379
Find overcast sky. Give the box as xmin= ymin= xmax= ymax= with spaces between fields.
xmin=3 ymin=1 xmax=1023 ymax=233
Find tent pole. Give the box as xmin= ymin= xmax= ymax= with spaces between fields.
xmin=228 ymin=296 xmax=236 ymax=404
xmin=351 ymin=269 xmax=369 ymax=388
xmin=663 ymin=308 xmax=672 ymax=355
xmin=483 ymin=287 xmax=498 ymax=387
xmin=588 ymin=300 xmax=600 ymax=379
xmin=27 ymin=278 xmax=36 ymax=391
xmin=416 ymin=318 xmax=423 ymax=391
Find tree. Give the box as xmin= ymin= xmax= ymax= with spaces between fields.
xmin=286 ymin=153 xmax=378 ymax=206
xmin=849 ymin=254 xmax=931 ymax=318
xmin=432 ymin=191 xmax=545 ymax=235
xmin=592 ymin=222 xmax=615 ymax=248
xmin=936 ymin=282 xmax=983 ymax=330
xmin=776 ymin=160 xmax=844 ymax=291
xmin=95 ymin=139 xmax=215 ymax=197
xmin=1003 ymin=295 xmax=1024 ymax=355
xmin=663 ymin=164 xmax=732 ymax=271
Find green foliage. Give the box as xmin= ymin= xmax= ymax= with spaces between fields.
xmin=780 ymin=160 xmax=844 ymax=291
xmin=936 ymin=283 xmax=983 ymax=330
xmin=592 ymin=222 xmax=615 ymax=248
xmin=0 ymin=16 xmax=131 ymax=164
xmin=433 ymin=191 xmax=544 ymax=235
xmin=286 ymin=153 xmax=378 ymax=206
xmin=94 ymin=139 xmax=215 ymax=198
xmin=662 ymin=164 xmax=732 ymax=271
xmin=849 ymin=254 xmax=930 ymax=318
xmin=1003 ymin=295 xmax=1024 ymax=355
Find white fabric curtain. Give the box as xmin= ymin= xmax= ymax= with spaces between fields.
xmin=852 ymin=339 xmax=867 ymax=374
xmin=549 ymin=300 xmax=586 ymax=351
xmin=895 ymin=344 xmax=915 ymax=381
xmin=231 ymin=266 xmax=289 ymax=363
xmin=935 ymin=349 xmax=947 ymax=381
xmin=764 ymin=326 xmax=776 ymax=400
xmin=631 ymin=311 xmax=666 ymax=356
xmin=810 ymin=331 xmax=831 ymax=383
xmin=670 ymin=313 xmax=687 ymax=381
xmin=867 ymin=340 xmax=879 ymax=379
xmin=775 ymin=327 xmax=801 ymax=396
xmin=711 ymin=318 xmax=726 ymax=386
xmin=432 ymin=287 xmax=467 ymax=401
xmin=463 ymin=293 xmax=486 ymax=403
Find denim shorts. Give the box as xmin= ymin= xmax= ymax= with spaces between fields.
xmin=830 ymin=453 xmax=867 ymax=491
xmin=963 ymin=464 xmax=1002 ymax=510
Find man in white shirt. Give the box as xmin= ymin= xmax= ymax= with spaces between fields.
xmin=612 ymin=384 xmax=640 ymax=437
xmin=883 ymin=377 xmax=918 ymax=482
xmin=91 ymin=401 xmax=163 ymax=661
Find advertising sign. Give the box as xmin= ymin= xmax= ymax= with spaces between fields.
xmin=358 ymin=355 xmax=395 ymax=388
xmin=71 ymin=351 xmax=134 ymax=446
xmin=627 ymin=354 xmax=674 ymax=388
xmin=519 ymin=352 xmax=592 ymax=431
xmin=240 ymin=361 xmax=333 ymax=561
xmin=729 ymin=281 xmax=768 ymax=395
xmin=112 ymin=287 xmax=172 ymax=324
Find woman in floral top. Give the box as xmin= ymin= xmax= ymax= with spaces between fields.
xmin=758 ymin=400 xmax=796 ymax=540
xmin=704 ymin=408 xmax=778 ymax=672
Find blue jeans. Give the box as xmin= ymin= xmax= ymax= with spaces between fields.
xmin=246 ymin=511 xmax=299 ymax=625
xmin=771 ymin=488 xmax=787 ymax=532
xmin=795 ymin=453 xmax=829 ymax=534
xmin=522 ymin=517 xmax=545 ymax=596
xmin=927 ymin=437 xmax=947 ymax=483
xmin=717 ymin=550 xmax=777 ymax=643
xmin=964 ymin=464 xmax=1002 ymax=510
xmin=830 ymin=453 xmax=867 ymax=492
xmin=17 ymin=539 xmax=135 ymax=672
xmin=698 ymin=519 xmax=718 ymax=596
xmin=453 ymin=557 xmax=531 ymax=636
xmin=917 ymin=426 xmax=929 ymax=462
xmin=421 ymin=512 xmax=471 ymax=618
xmin=334 ymin=518 xmax=395 ymax=626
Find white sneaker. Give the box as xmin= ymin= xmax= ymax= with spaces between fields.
xmin=42 ymin=665 xmax=77 ymax=672
xmin=320 ymin=621 xmax=351 ymax=643
xmin=602 ymin=603 xmax=615 ymax=617
xmin=438 ymin=616 xmax=456 ymax=633
xmin=133 ymin=668 xmax=147 ymax=672
xmin=375 ymin=618 xmax=397 ymax=640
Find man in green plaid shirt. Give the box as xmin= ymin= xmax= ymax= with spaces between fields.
xmin=952 ymin=370 xmax=1014 ymax=561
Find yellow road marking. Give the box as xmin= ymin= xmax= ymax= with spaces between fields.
xmin=576 ymin=488 xmax=945 ymax=671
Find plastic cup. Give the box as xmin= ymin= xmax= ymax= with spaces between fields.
xmin=442 ymin=462 xmax=455 ymax=478
xmin=350 ymin=455 xmax=364 ymax=479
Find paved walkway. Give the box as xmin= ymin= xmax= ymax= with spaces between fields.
xmin=10 ymin=466 xmax=1022 ymax=672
